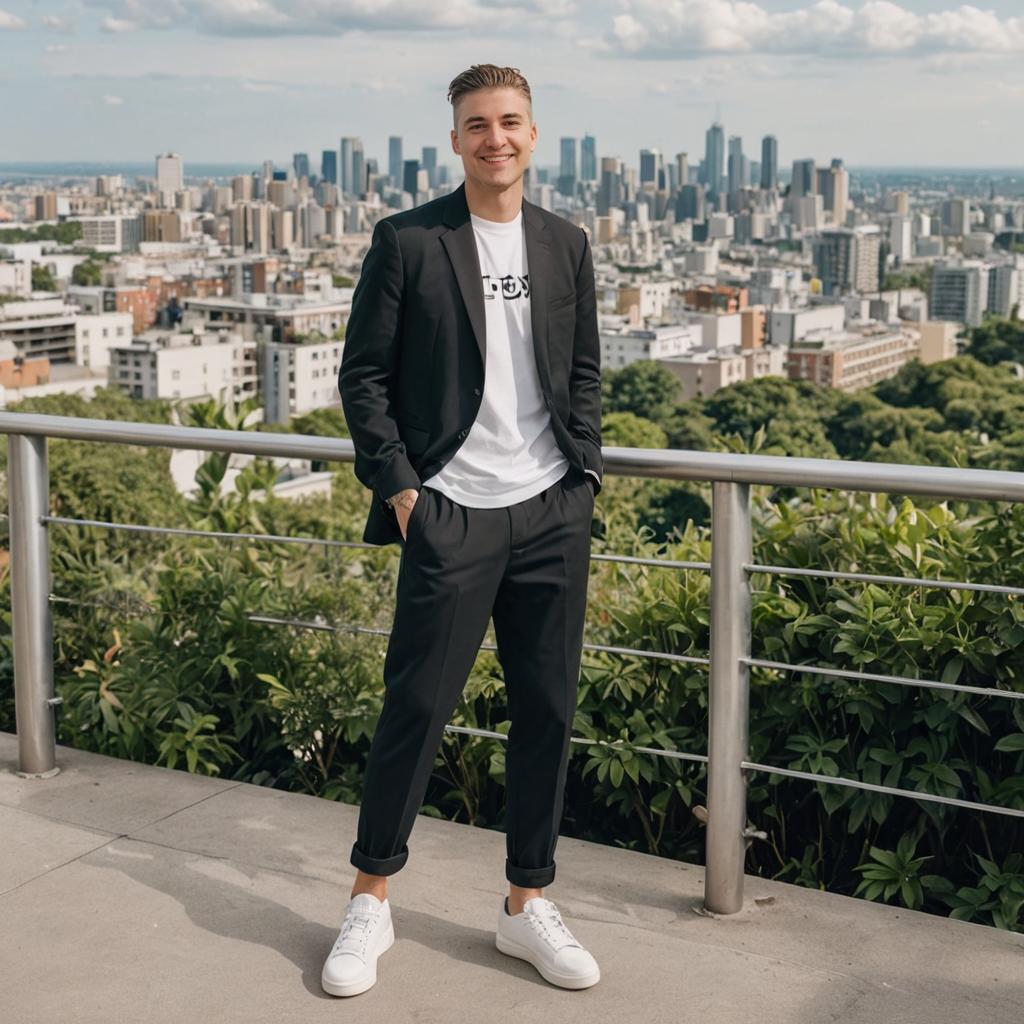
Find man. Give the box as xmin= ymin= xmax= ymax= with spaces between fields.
xmin=328 ymin=63 xmax=602 ymax=996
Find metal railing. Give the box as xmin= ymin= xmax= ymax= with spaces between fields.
xmin=3 ymin=410 xmax=1024 ymax=916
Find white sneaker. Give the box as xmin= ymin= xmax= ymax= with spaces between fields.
xmin=321 ymin=892 xmax=395 ymax=997
xmin=496 ymin=895 xmax=601 ymax=990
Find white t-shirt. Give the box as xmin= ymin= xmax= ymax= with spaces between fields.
xmin=423 ymin=209 xmax=568 ymax=508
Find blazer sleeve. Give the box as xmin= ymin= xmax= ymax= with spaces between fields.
xmin=338 ymin=218 xmax=422 ymax=511
xmin=567 ymin=229 xmax=603 ymax=493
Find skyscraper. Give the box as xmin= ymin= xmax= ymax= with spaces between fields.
xmin=727 ymin=136 xmax=747 ymax=194
xmin=558 ymin=137 xmax=577 ymax=197
xmin=596 ymin=157 xmax=622 ymax=216
xmin=293 ymin=153 xmax=310 ymax=181
xmin=321 ymin=149 xmax=337 ymax=188
xmin=790 ymin=159 xmax=817 ymax=200
xmin=388 ymin=136 xmax=403 ymax=185
xmin=339 ymin=137 xmax=363 ymax=196
xmin=760 ymin=135 xmax=778 ymax=190
xmin=639 ymin=149 xmax=658 ymax=186
xmin=676 ymin=184 xmax=706 ymax=222
xmin=825 ymin=159 xmax=849 ymax=225
xmin=155 ymin=153 xmax=183 ymax=207
xmin=581 ymin=135 xmax=597 ymax=182
xmin=352 ymin=139 xmax=365 ymax=197
xmin=421 ymin=146 xmax=438 ymax=188
xmin=403 ymin=159 xmax=420 ymax=199
xmin=675 ymin=152 xmax=689 ymax=189
xmin=704 ymin=123 xmax=725 ymax=202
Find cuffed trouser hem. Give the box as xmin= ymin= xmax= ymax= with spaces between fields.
xmin=506 ymin=858 xmax=556 ymax=888
xmin=350 ymin=842 xmax=409 ymax=877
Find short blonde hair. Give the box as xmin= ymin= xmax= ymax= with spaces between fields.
xmin=447 ymin=64 xmax=532 ymax=128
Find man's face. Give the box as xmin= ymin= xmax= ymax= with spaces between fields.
xmin=450 ymin=87 xmax=536 ymax=194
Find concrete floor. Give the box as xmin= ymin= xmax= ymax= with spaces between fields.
xmin=1 ymin=731 xmax=1021 ymax=1024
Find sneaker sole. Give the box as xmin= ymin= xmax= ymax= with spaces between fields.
xmin=495 ymin=932 xmax=601 ymax=990
xmin=321 ymin=921 xmax=396 ymax=997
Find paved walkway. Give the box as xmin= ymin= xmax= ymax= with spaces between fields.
xmin=1 ymin=732 xmax=1021 ymax=1024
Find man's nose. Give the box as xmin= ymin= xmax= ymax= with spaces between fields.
xmin=484 ymin=126 xmax=506 ymax=148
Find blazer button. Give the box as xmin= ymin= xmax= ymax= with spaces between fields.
xmin=458 ymin=429 xmax=467 ymax=439
xmin=473 ymin=388 xmax=481 ymax=396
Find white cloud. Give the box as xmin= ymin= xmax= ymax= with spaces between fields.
xmin=45 ymin=43 xmax=71 ymax=53
xmin=607 ymin=1 xmax=1024 ymax=58
xmin=41 ymin=14 xmax=76 ymax=33
xmin=101 ymin=16 xmax=138 ymax=33
xmin=82 ymin=0 xmax=578 ymax=36
xmin=102 ymin=93 xmax=124 ymax=104
xmin=0 ymin=8 xmax=25 ymax=29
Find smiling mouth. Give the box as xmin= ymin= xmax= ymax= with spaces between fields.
xmin=481 ymin=155 xmax=513 ymax=163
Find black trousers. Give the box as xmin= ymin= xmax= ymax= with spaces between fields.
xmin=350 ymin=463 xmax=594 ymax=888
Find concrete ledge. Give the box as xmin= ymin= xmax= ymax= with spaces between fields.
xmin=1 ymin=733 xmax=1021 ymax=1024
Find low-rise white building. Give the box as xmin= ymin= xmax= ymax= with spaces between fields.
xmin=75 ymin=312 xmax=134 ymax=371
xmin=183 ymin=292 xmax=349 ymax=344
xmin=770 ymin=305 xmax=846 ymax=345
xmin=263 ymin=339 xmax=343 ymax=423
xmin=108 ymin=327 xmax=258 ymax=405
xmin=599 ymin=324 xmax=699 ymax=370
xmin=0 ymin=297 xmax=80 ymax=363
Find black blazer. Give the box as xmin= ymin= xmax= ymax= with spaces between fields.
xmin=338 ymin=182 xmax=603 ymax=546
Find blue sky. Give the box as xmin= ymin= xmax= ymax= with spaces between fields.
xmin=2 ymin=2 xmax=1023 ymax=171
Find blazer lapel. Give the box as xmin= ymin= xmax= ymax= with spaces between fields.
xmin=522 ymin=197 xmax=552 ymax=394
xmin=439 ymin=184 xmax=553 ymax=393
xmin=440 ymin=185 xmax=486 ymax=367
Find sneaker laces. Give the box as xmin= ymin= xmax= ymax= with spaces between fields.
xmin=332 ymin=907 xmax=377 ymax=958
xmin=527 ymin=899 xmax=582 ymax=950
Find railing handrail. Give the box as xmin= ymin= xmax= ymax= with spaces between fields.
xmin=3 ymin=410 xmax=1024 ymax=502
xmin=5 ymin=411 xmax=1024 ymax=916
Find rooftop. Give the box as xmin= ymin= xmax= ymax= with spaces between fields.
xmin=3 ymin=732 xmax=1020 ymax=1024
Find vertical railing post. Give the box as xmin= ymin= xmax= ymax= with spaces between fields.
xmin=704 ymin=481 xmax=752 ymax=914
xmin=9 ymin=433 xmax=59 ymax=778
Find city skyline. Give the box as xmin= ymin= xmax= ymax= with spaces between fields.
xmin=2 ymin=1 xmax=1024 ymax=166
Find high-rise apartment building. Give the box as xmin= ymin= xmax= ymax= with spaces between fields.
xmin=930 ymin=260 xmax=989 ymax=327
xmin=33 ymin=193 xmax=58 ymax=221
xmin=156 ymin=153 xmax=183 ymax=208
xmin=988 ymin=259 xmax=1024 ymax=319
xmin=760 ymin=135 xmax=778 ymax=190
xmin=941 ymin=198 xmax=971 ymax=236
xmin=813 ymin=227 xmax=881 ymax=296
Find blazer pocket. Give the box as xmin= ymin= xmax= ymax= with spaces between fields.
xmin=548 ymin=290 xmax=576 ymax=312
